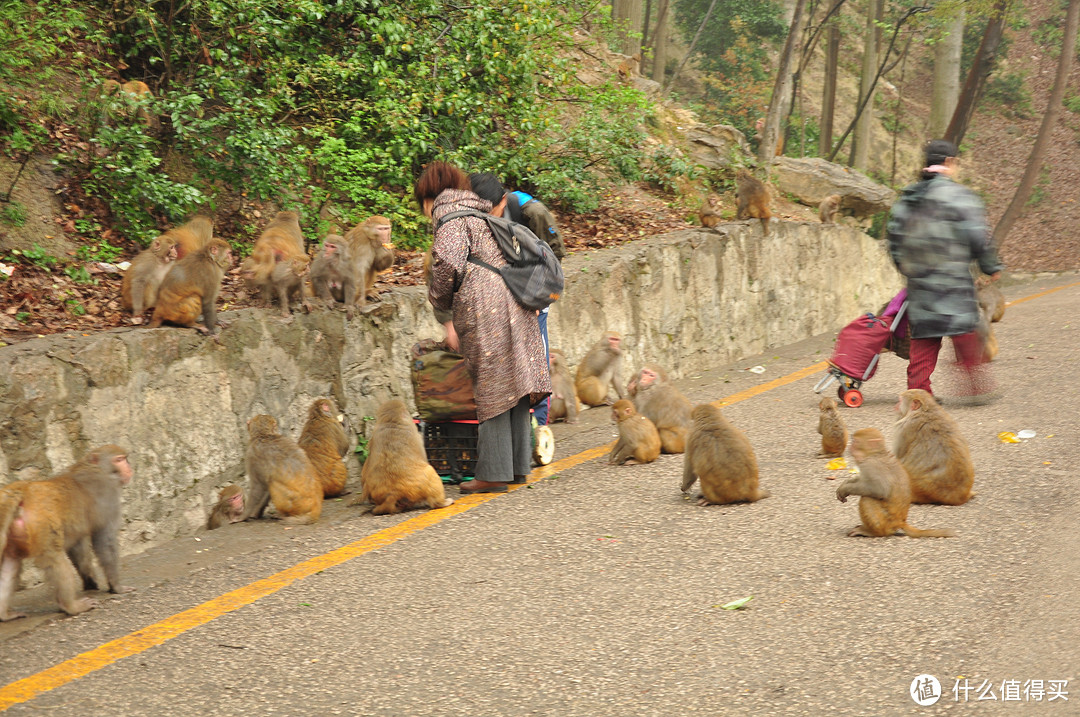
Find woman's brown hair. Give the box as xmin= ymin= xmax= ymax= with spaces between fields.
xmin=413 ymin=161 xmax=471 ymax=207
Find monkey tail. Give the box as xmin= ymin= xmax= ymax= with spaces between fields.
xmin=901 ymin=524 xmax=956 ymax=538
xmin=0 ymin=489 xmax=20 ymax=557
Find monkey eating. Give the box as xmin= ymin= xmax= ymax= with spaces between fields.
xmin=310 ymin=235 xmax=358 ymax=318
xmin=121 ymin=234 xmax=178 ymax=320
xmin=819 ymin=194 xmax=842 ymax=224
xmin=892 ymin=389 xmax=975 ymax=505
xmin=147 ymin=238 xmax=233 ymax=335
xmin=817 ymin=397 xmax=848 ymax=458
xmin=349 ymin=399 xmax=453 ymax=515
xmin=608 ymin=399 xmax=661 ymax=465
xmin=681 ymin=404 xmax=769 ymax=506
xmin=575 ymin=331 xmax=626 ymax=407
xmin=836 ymin=427 xmax=955 ymax=538
xmin=628 ymin=364 xmax=692 ymax=453
xmin=547 ymin=348 xmax=579 ymax=424
xmin=735 ymin=168 xmax=772 ymax=236
xmin=344 ymin=215 xmax=394 ymax=309
xmin=206 ymin=485 xmax=245 ymax=530
xmin=0 ymin=445 xmax=134 ymax=620
xmin=244 ymin=414 xmax=323 ymax=525
xmin=298 ymin=397 xmax=350 ymax=498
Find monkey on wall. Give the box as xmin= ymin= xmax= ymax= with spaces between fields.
xmin=121 ymin=234 xmax=178 ymax=319
xmin=616 ymin=53 xmax=641 ymax=81
xmin=817 ymin=397 xmax=848 ymax=458
xmin=241 ymin=211 xmax=311 ymax=317
xmin=819 ymin=194 xmax=842 ymax=224
xmin=344 ymin=216 xmax=394 ymax=309
xmin=244 ymin=415 xmax=322 ymax=525
xmin=298 ymin=397 xmax=350 ymax=498
xmin=836 ymin=428 xmax=955 ymax=538
xmin=206 ymin=485 xmax=245 ymax=530
xmin=350 ymin=399 xmax=453 ymax=515
xmin=0 ymin=445 xmax=134 ymax=620
xmin=310 ymin=235 xmax=358 ymax=318
xmin=608 ymin=399 xmax=661 ymax=465
xmin=699 ymin=194 xmax=721 ymax=228
xmin=892 ymin=389 xmax=975 ymax=505
xmin=628 ymin=364 xmax=692 ymax=454
xmin=547 ymin=348 xmax=579 ymax=424
xmin=147 ymin=238 xmax=233 ymax=335
xmin=682 ymin=404 xmax=769 ymax=506
xmin=575 ymin=331 xmax=625 ymax=407
xmin=735 ymin=168 xmax=772 ymax=236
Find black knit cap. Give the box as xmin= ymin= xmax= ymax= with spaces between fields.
xmin=924 ymin=139 xmax=958 ymax=166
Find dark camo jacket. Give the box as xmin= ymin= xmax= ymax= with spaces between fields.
xmin=886 ymin=174 xmax=1004 ymax=339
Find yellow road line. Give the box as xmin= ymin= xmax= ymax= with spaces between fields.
xmin=1 ymin=280 xmax=1076 ymax=710
xmin=1003 ymin=279 xmax=1080 ymax=307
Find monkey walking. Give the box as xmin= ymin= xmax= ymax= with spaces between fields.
xmin=682 ymin=404 xmax=769 ymax=506
xmin=837 ymin=428 xmax=955 ymax=538
xmin=893 ymin=390 xmax=975 ymax=505
xmin=817 ymin=397 xmax=848 ymax=458
xmin=0 ymin=445 xmax=135 ymax=620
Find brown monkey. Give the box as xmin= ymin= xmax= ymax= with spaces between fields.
xmin=819 ymin=194 xmax=842 ymax=224
xmin=244 ymin=415 xmax=322 ymax=525
xmin=102 ymin=79 xmax=154 ymax=126
xmin=575 ymin=331 xmax=626 ymax=406
xmin=836 ymin=428 xmax=955 ymax=538
xmin=147 ymin=238 xmax=232 ymax=334
xmin=206 ymin=485 xmax=245 ymax=530
xmin=344 ymin=215 xmax=395 ymax=308
xmin=817 ymin=397 xmax=848 ymax=458
xmin=681 ymin=404 xmax=769 ymax=505
xmin=735 ymin=168 xmax=772 ymax=236
xmin=310 ymin=235 xmax=358 ymax=318
xmin=350 ymin=399 xmax=453 ymax=515
xmin=0 ymin=445 xmax=134 ymax=621
xmin=162 ymin=215 xmax=214 ymax=259
xmin=976 ymin=305 xmax=998 ymax=362
xmin=893 ymin=389 xmax=975 ymax=505
xmin=975 ymin=274 xmax=1005 ymax=322
xmin=608 ymin=400 xmax=661 ymax=465
xmin=699 ymin=194 xmax=721 ymax=228
xmin=121 ymin=235 xmax=179 ymax=319
xmin=629 ymin=364 xmax=692 ymax=453
xmin=298 ymin=397 xmax=350 ymax=498
xmin=616 ymin=53 xmax=641 ymax=81
xmin=243 ymin=211 xmax=311 ymax=316
xmin=547 ymin=348 xmax=579 ymax=424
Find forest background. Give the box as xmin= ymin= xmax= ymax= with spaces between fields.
xmin=0 ymin=0 xmax=1077 ymax=340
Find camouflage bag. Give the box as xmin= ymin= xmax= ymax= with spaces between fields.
xmin=411 ymin=339 xmax=478 ymax=421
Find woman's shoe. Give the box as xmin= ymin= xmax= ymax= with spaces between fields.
xmin=458 ymin=480 xmax=509 ymax=494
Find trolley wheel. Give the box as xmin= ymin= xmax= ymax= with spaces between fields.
xmin=842 ymin=389 xmax=864 ymax=408
xmin=837 ymin=385 xmax=847 ymax=402
xmin=532 ymin=425 xmax=555 ymax=466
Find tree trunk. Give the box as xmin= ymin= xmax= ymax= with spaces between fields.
xmin=759 ymin=0 xmax=810 ymax=165
xmin=612 ymin=0 xmax=644 ymax=57
xmin=945 ymin=0 xmax=1009 ymax=146
xmin=665 ymin=0 xmax=720 ymax=90
xmin=819 ymin=6 xmax=841 ymax=156
xmin=851 ymin=0 xmax=883 ymax=170
xmin=651 ymin=0 xmax=670 ymax=82
xmin=929 ymin=9 xmax=965 ymax=138
xmin=992 ymin=0 xmax=1080 ymax=247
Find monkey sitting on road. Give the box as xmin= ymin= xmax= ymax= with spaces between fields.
xmin=548 ymin=348 xmax=579 ymax=424
xmin=681 ymin=404 xmax=769 ymax=506
xmin=836 ymin=428 xmax=955 ymax=538
xmin=206 ymin=485 xmax=245 ymax=530
xmin=298 ymin=397 xmax=350 ymax=498
xmin=608 ymin=400 xmax=661 ymax=465
xmin=575 ymin=331 xmax=625 ymax=407
xmin=244 ymin=415 xmax=322 ymax=525
xmin=628 ymin=364 xmax=692 ymax=454
xmin=817 ymin=397 xmax=848 ymax=458
xmin=893 ymin=389 xmax=975 ymax=505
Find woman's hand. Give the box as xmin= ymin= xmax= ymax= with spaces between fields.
xmin=444 ymin=321 xmax=460 ymax=351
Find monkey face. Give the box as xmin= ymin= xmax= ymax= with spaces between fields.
xmin=113 ymin=454 xmax=134 ymax=485
xmin=640 ymin=368 xmax=658 ymax=388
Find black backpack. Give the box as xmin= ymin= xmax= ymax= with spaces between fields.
xmin=436 ymin=209 xmax=564 ymax=310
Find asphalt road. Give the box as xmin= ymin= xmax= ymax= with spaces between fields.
xmin=1 ymin=272 xmax=1078 ymax=716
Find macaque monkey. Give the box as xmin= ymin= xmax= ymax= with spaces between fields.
xmin=243 ymin=415 xmax=322 ymax=525
xmin=616 ymin=53 xmax=641 ymax=81
xmin=975 ymin=274 xmax=1005 ymax=322
xmin=547 ymin=348 xmax=579 ymax=424
xmin=681 ymin=404 xmax=769 ymax=506
xmin=162 ymin=215 xmax=214 ymax=259
xmin=735 ymin=168 xmax=772 ymax=236
xmin=206 ymin=485 xmax=245 ymax=530
xmin=350 ymin=399 xmax=453 ymax=515
xmin=892 ymin=390 xmax=975 ymax=505
xmin=819 ymin=194 xmax=842 ymax=224
xmin=629 ymin=364 xmax=692 ymax=453
xmin=147 ymin=238 xmax=233 ymax=334
xmin=243 ymin=211 xmax=311 ymax=316
xmin=121 ymin=235 xmax=179 ymax=319
xmin=0 ymin=445 xmax=134 ymax=621
xmin=836 ymin=428 xmax=955 ymax=538
xmin=102 ymin=79 xmax=154 ymax=127
xmin=298 ymin=397 xmax=350 ymax=498
xmin=344 ymin=216 xmax=395 ymax=308
xmin=310 ymin=235 xmax=358 ymax=318
xmin=699 ymin=194 xmax=721 ymax=228
xmin=575 ymin=331 xmax=625 ymax=407
xmin=817 ymin=397 xmax=848 ymax=458
xmin=608 ymin=400 xmax=661 ymax=465
xmin=976 ymin=305 xmax=998 ymax=362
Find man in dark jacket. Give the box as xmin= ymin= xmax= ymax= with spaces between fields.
xmin=886 ymin=139 xmax=1004 ymax=397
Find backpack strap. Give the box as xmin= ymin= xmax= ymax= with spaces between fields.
xmin=434 ymin=209 xmax=503 ymax=278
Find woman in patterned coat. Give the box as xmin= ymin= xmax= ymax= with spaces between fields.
xmin=415 ymin=162 xmax=551 ymax=493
